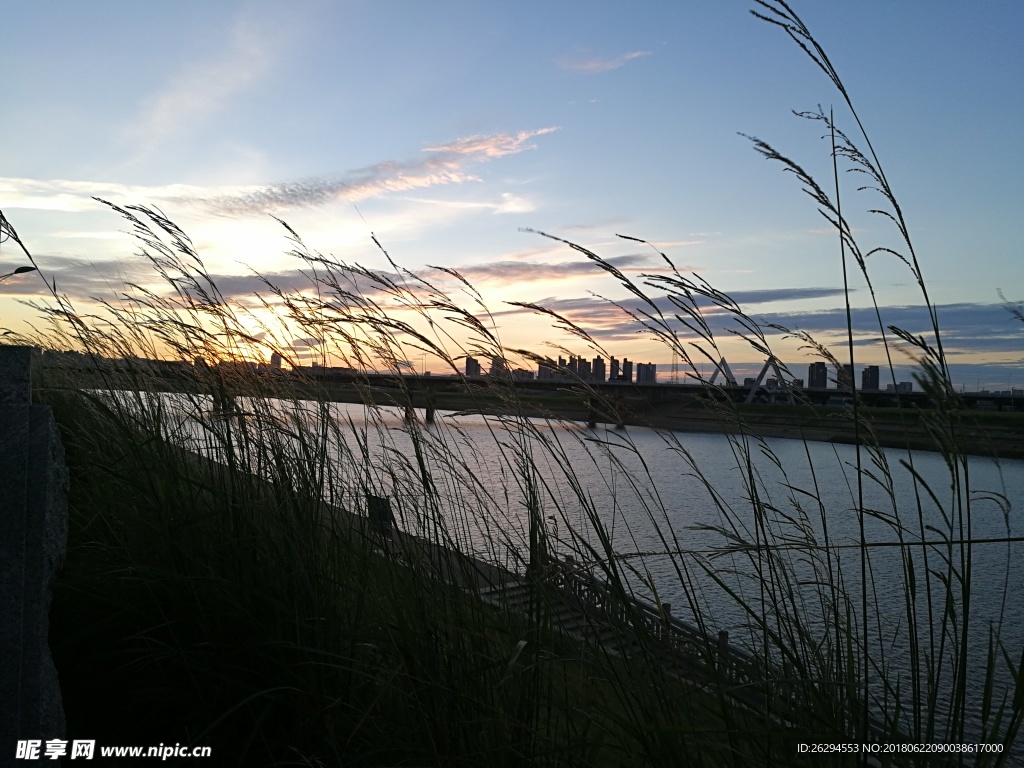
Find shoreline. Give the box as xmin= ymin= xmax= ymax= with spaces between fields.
xmin=429 ymin=396 xmax=1024 ymax=462
xmin=38 ymin=371 xmax=1024 ymax=461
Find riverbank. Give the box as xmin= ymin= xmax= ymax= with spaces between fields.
xmin=625 ymin=400 xmax=1024 ymax=461
xmin=322 ymin=384 xmax=1024 ymax=462
xmin=43 ymin=387 xmax=777 ymax=766
xmin=39 ymin=365 xmax=1024 ymax=461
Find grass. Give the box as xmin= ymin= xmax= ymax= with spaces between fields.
xmin=3 ymin=1 xmax=1023 ymax=765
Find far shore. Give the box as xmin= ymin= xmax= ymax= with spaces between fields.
xmin=37 ymin=367 xmax=1024 ymax=461
xmin=411 ymin=390 xmax=1024 ymax=462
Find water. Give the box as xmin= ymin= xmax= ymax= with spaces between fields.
xmin=319 ymin=402 xmax=1024 ymax=750
xmin=127 ymin=391 xmax=1024 ymax=750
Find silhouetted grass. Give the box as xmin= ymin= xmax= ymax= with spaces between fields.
xmin=3 ymin=2 xmax=1021 ymax=766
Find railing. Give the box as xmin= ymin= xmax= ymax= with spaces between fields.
xmin=548 ymin=558 xmax=761 ymax=685
xmin=547 ymin=556 xmax=904 ymax=748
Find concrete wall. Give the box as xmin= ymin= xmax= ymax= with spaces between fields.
xmin=0 ymin=346 xmax=68 ymax=753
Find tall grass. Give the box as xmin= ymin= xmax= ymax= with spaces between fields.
xmin=4 ymin=2 xmax=1022 ymax=765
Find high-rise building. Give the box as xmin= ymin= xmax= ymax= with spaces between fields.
xmin=861 ymin=365 xmax=880 ymax=391
xmin=610 ymin=357 xmax=620 ymax=381
xmin=592 ymin=356 xmax=606 ymax=382
xmin=465 ymin=356 xmax=481 ymax=377
xmin=270 ymin=352 xmax=283 ymax=369
xmin=808 ymin=362 xmax=828 ymax=389
xmin=578 ymin=357 xmax=592 ymax=380
xmin=837 ymin=364 xmax=854 ymax=393
xmin=489 ymin=356 xmax=509 ymax=377
xmin=622 ymin=359 xmax=633 ymax=383
xmin=636 ymin=362 xmax=657 ymax=384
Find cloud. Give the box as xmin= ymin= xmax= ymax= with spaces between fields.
xmin=439 ymin=253 xmax=657 ymax=285
xmin=0 ymin=255 xmax=153 ymax=301
xmin=648 ymin=240 xmax=704 ymax=248
xmin=0 ymin=126 xmax=559 ymax=218
xmin=494 ymin=292 xmax=1024 ymax=363
xmin=1 ymin=247 xmax=439 ymax=323
xmin=558 ymin=217 xmax=631 ymax=232
xmin=195 ymin=127 xmax=558 ymax=216
xmin=492 ymin=287 xmax=855 ymax=345
xmin=404 ymin=192 xmax=535 ymax=214
xmin=50 ymin=230 xmax=130 ymax=241
xmin=0 ymin=176 xmax=249 ymax=213
xmin=497 ymin=287 xmax=851 ymax=318
xmin=755 ymin=302 xmax=1024 ymax=356
xmin=559 ymin=50 xmax=651 ymax=74
xmin=423 ymin=128 xmax=558 ymax=157
xmin=125 ymin=9 xmax=287 ymax=158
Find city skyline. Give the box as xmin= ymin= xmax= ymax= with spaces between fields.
xmin=1 ymin=2 xmax=1021 ymax=390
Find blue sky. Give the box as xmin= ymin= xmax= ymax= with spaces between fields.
xmin=1 ymin=1 xmax=1022 ymax=389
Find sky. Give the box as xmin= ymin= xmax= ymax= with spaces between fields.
xmin=1 ymin=1 xmax=1022 ymax=390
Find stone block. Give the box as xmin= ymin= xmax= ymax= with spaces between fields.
xmin=0 ymin=345 xmax=33 ymax=405
xmin=21 ymin=405 xmax=69 ymax=739
xmin=0 ymin=345 xmax=69 ymax=755
xmin=0 ymin=405 xmax=30 ymax=750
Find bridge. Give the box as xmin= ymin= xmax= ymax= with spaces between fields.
xmin=34 ymin=351 xmax=1024 ymax=414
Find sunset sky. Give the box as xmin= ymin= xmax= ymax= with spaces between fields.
xmin=2 ymin=1 xmax=1022 ymax=389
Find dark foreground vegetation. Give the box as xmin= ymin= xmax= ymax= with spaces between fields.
xmin=44 ymin=388 xmax=790 ymax=766
xmin=3 ymin=2 xmax=1022 ymax=765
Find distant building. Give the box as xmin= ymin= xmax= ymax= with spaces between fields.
xmin=790 ymin=378 xmax=804 ymax=389
xmin=488 ymin=356 xmax=509 ymax=377
xmin=575 ymin=356 xmax=592 ymax=380
xmin=861 ymin=365 xmax=880 ymax=391
xmin=610 ymin=357 xmax=620 ymax=381
xmin=743 ymin=377 xmax=757 ymax=388
xmin=465 ymin=356 xmax=481 ymax=377
xmin=511 ymin=368 xmax=534 ymax=381
xmin=538 ymin=358 xmax=571 ymax=381
xmin=592 ymin=356 xmax=606 ymax=383
xmin=808 ymin=362 xmax=828 ymax=389
xmin=636 ymin=362 xmax=656 ymax=384
xmin=621 ymin=359 xmax=633 ymax=383
xmin=837 ymin=364 xmax=854 ymax=393
xmin=270 ymin=352 xmax=283 ymax=369
xmin=565 ymin=358 xmax=598 ymax=382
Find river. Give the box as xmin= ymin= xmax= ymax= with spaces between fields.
xmin=145 ymin=392 xmax=1024 ymax=751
